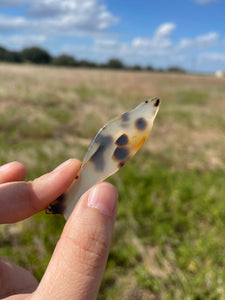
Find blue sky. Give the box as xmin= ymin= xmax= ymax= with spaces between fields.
xmin=0 ymin=0 xmax=225 ymax=72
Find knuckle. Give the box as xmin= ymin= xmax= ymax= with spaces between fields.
xmin=61 ymin=223 xmax=110 ymax=274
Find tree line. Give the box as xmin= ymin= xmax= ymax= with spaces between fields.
xmin=0 ymin=45 xmax=186 ymax=73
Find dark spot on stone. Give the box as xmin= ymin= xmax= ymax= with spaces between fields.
xmin=113 ymin=147 xmax=130 ymax=161
xmin=145 ymin=100 xmax=149 ymax=103
xmin=75 ymin=175 xmax=79 ymax=180
xmin=115 ymin=134 xmax=129 ymax=146
xmin=135 ymin=117 xmax=147 ymax=130
xmin=90 ymin=135 xmax=113 ymax=171
xmin=118 ymin=161 xmax=125 ymax=168
xmin=122 ymin=112 xmax=129 ymax=122
xmin=154 ymin=98 xmax=160 ymax=107
xmin=45 ymin=194 xmax=65 ymax=215
xmin=90 ymin=145 xmax=104 ymax=171
xmin=95 ymin=135 xmax=113 ymax=147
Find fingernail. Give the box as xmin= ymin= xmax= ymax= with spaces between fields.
xmin=0 ymin=162 xmax=14 ymax=171
xmin=88 ymin=183 xmax=118 ymax=217
xmin=52 ymin=159 xmax=72 ymax=172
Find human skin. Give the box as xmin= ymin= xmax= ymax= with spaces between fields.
xmin=0 ymin=160 xmax=118 ymax=300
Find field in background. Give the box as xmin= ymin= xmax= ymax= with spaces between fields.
xmin=0 ymin=64 xmax=225 ymax=300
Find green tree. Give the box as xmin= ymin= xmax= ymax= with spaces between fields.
xmin=0 ymin=46 xmax=21 ymax=63
xmin=0 ymin=46 xmax=7 ymax=61
xmin=146 ymin=65 xmax=154 ymax=72
xmin=21 ymin=47 xmax=52 ymax=64
xmin=167 ymin=66 xmax=186 ymax=73
xmin=52 ymin=54 xmax=77 ymax=66
xmin=5 ymin=51 xmax=22 ymax=63
xmin=106 ymin=58 xmax=124 ymax=69
xmin=131 ymin=64 xmax=142 ymax=71
xmin=78 ymin=59 xmax=97 ymax=68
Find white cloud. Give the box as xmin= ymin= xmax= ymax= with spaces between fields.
xmin=62 ymin=23 xmax=224 ymax=72
xmin=178 ymin=32 xmax=219 ymax=49
xmin=94 ymin=39 xmax=119 ymax=48
xmin=28 ymin=0 xmax=118 ymax=32
xmin=154 ymin=22 xmax=176 ymax=38
xmin=131 ymin=22 xmax=176 ymax=56
xmin=9 ymin=35 xmax=46 ymax=47
xmin=61 ymin=23 xmax=178 ymax=67
xmin=93 ymin=39 xmax=130 ymax=57
xmin=196 ymin=52 xmax=225 ymax=72
xmin=196 ymin=32 xmax=219 ymax=47
xmin=0 ymin=15 xmax=28 ymax=32
xmin=194 ymin=0 xmax=219 ymax=4
xmin=0 ymin=33 xmax=46 ymax=50
xmin=0 ymin=0 xmax=118 ymax=36
xmin=198 ymin=52 xmax=225 ymax=63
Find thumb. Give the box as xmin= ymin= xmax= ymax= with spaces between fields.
xmin=32 ymin=182 xmax=118 ymax=300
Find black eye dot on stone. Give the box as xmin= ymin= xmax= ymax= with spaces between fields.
xmin=113 ymin=147 xmax=130 ymax=161
xmin=115 ymin=134 xmax=129 ymax=146
xmin=154 ymin=98 xmax=160 ymax=107
xmin=145 ymin=100 xmax=148 ymax=104
xmin=135 ymin=117 xmax=147 ymax=130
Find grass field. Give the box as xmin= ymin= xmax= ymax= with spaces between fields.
xmin=0 ymin=64 xmax=225 ymax=299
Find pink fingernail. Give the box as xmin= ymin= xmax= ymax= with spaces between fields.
xmin=0 ymin=162 xmax=14 ymax=171
xmin=88 ymin=183 xmax=118 ymax=217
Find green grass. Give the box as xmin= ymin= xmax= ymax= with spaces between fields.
xmin=176 ymin=90 xmax=209 ymax=105
xmin=0 ymin=64 xmax=225 ymax=299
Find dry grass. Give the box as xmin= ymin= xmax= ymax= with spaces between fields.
xmin=0 ymin=64 xmax=225 ymax=299
xmin=0 ymin=63 xmax=224 ymax=171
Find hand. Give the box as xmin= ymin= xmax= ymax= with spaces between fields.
xmin=0 ymin=160 xmax=118 ymax=300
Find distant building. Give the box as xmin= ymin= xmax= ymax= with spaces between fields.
xmin=215 ymin=70 xmax=224 ymax=78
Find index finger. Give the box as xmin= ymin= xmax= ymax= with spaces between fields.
xmin=0 ymin=159 xmax=81 ymax=224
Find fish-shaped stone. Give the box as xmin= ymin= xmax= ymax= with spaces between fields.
xmin=46 ymin=97 xmax=160 ymax=220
